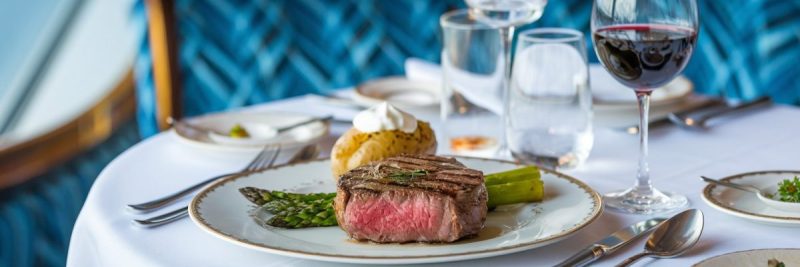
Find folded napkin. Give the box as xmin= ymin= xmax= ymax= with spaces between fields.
xmin=405 ymin=58 xmax=443 ymax=85
xmin=405 ymin=58 xmax=504 ymax=115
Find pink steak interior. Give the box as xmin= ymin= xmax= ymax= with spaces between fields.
xmin=342 ymin=190 xmax=455 ymax=242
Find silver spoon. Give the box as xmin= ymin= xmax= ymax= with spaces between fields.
xmin=616 ymin=209 xmax=704 ymax=267
xmin=701 ymin=176 xmax=800 ymax=213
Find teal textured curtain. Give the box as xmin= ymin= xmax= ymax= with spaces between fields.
xmin=135 ymin=0 xmax=800 ymax=138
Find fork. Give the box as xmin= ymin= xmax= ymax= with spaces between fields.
xmin=127 ymin=145 xmax=281 ymax=212
xmin=668 ymin=96 xmax=771 ymax=129
xmin=132 ymin=144 xmax=320 ymax=228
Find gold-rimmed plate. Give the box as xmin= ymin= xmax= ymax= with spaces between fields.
xmin=188 ymin=157 xmax=602 ymax=264
xmin=702 ymin=170 xmax=800 ymax=226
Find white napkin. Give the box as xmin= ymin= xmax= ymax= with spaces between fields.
xmin=404 ymin=58 xmax=443 ymax=84
xmin=405 ymin=58 xmax=504 ymax=115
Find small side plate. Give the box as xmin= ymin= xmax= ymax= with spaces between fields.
xmin=591 ymin=65 xmax=694 ymax=111
xmin=702 ymin=170 xmax=800 ymax=226
xmin=353 ymin=77 xmax=440 ymax=110
xmin=173 ymin=111 xmax=329 ymax=153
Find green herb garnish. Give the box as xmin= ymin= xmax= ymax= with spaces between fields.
xmin=229 ymin=124 xmax=250 ymax=138
xmin=387 ymin=169 xmax=428 ymax=183
xmin=777 ymin=176 xmax=800 ymax=203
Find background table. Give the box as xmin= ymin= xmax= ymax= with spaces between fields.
xmin=68 ymin=93 xmax=800 ymax=266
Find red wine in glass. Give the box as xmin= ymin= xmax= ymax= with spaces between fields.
xmin=593 ymin=24 xmax=697 ymax=90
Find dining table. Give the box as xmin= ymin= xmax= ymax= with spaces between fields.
xmin=67 ymin=91 xmax=800 ymax=267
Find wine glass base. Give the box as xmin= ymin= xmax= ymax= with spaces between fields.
xmin=604 ymin=187 xmax=688 ymax=214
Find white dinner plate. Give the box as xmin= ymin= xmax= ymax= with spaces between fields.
xmin=702 ymin=170 xmax=800 ymax=226
xmin=694 ymin=248 xmax=800 ymax=266
xmin=173 ymin=111 xmax=329 ymax=153
xmin=591 ymin=64 xmax=694 ymax=111
xmin=353 ymin=76 xmax=440 ymax=110
xmin=189 ymin=157 xmax=602 ymax=265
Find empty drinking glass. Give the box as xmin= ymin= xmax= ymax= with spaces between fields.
xmin=507 ymin=28 xmax=593 ymax=168
xmin=440 ymin=9 xmax=505 ymax=157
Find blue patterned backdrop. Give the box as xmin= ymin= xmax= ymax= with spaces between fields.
xmin=135 ymin=0 xmax=800 ymax=137
xmin=135 ymin=0 xmax=470 ymax=136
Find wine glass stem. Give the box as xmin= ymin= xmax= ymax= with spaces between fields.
xmin=498 ymin=26 xmax=515 ymax=156
xmin=634 ymin=90 xmax=653 ymax=194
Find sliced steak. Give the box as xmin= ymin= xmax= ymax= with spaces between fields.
xmin=334 ymin=154 xmax=487 ymax=243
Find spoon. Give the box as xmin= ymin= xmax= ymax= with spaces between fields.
xmin=616 ymin=209 xmax=704 ymax=267
xmin=701 ymin=176 xmax=800 ymax=212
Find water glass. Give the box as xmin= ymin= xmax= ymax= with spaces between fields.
xmin=440 ymin=9 xmax=505 ymax=157
xmin=507 ymin=28 xmax=593 ymax=168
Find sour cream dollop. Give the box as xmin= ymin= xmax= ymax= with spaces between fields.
xmin=352 ymin=102 xmax=417 ymax=133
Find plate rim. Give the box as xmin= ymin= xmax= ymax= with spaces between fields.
xmin=701 ymin=170 xmax=800 ymax=224
xmin=353 ymin=76 xmax=440 ymax=108
xmin=592 ymin=75 xmax=694 ymax=106
xmin=173 ymin=111 xmax=329 ymax=152
xmin=188 ymin=156 xmax=603 ymax=263
xmin=693 ymin=248 xmax=800 ymax=266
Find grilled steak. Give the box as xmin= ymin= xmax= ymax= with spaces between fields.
xmin=334 ymin=154 xmax=487 ymax=243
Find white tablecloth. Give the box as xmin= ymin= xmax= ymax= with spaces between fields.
xmin=67 ymin=94 xmax=800 ymax=267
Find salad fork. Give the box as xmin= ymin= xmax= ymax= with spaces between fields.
xmin=132 ymin=144 xmax=320 ymax=228
xmin=127 ymin=145 xmax=281 ymax=212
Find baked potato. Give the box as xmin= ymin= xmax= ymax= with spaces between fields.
xmin=331 ymin=121 xmax=436 ymax=179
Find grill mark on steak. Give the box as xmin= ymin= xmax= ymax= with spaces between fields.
xmin=338 ymin=155 xmax=484 ymax=187
xmin=339 ymin=170 xmax=477 ymax=196
xmin=335 ymin=154 xmax=488 ymax=243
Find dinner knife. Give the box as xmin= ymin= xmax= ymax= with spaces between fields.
xmin=619 ymin=98 xmax=725 ymax=134
xmin=554 ymin=218 xmax=666 ymax=267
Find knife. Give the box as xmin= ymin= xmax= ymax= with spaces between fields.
xmin=619 ymin=98 xmax=725 ymax=134
xmin=554 ymin=218 xmax=666 ymax=267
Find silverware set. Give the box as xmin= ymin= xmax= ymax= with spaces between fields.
xmin=557 ymin=209 xmax=704 ymax=267
xmin=129 ymin=144 xmax=320 ymax=227
xmin=620 ymin=97 xmax=772 ymax=134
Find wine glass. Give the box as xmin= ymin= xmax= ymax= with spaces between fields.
xmin=465 ymin=0 xmax=548 ymax=156
xmin=591 ymin=0 xmax=699 ymax=214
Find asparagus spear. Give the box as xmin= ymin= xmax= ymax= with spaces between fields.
xmin=484 ymin=166 xmax=543 ymax=208
xmin=240 ymin=166 xmax=544 ymax=229
xmin=240 ymin=187 xmax=336 ymax=205
xmin=240 ymin=187 xmax=338 ymax=228
xmin=485 ymin=166 xmax=541 ymax=186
